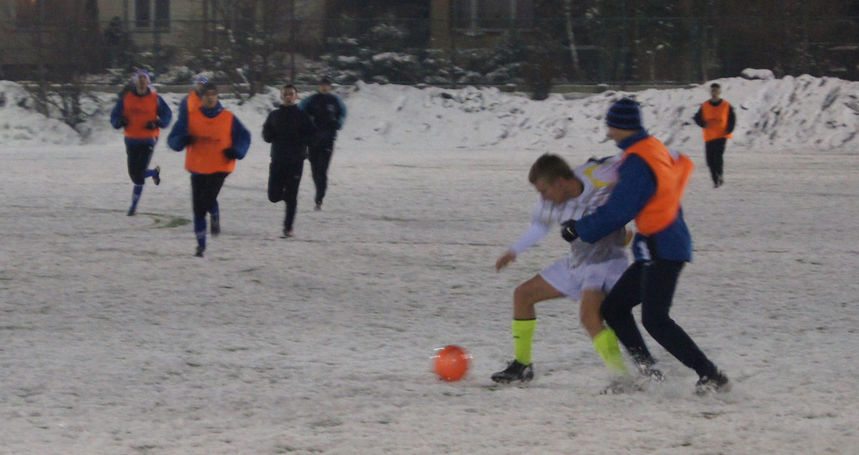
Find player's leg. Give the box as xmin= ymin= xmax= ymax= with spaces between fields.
xmin=639 ymin=260 xmax=727 ymax=392
xmin=125 ymin=142 xmax=153 ymax=215
xmin=580 ymin=289 xmax=627 ymax=376
xmin=705 ymin=140 xmax=720 ymax=187
xmin=310 ymin=134 xmax=334 ymax=208
xmin=492 ymin=274 xmax=562 ymax=383
xmin=207 ymin=173 xmax=227 ymax=235
xmin=600 ymin=261 xmax=659 ymax=372
xmin=712 ymin=138 xmax=726 ymax=186
xmin=190 ymin=174 xmax=208 ymax=256
xmin=282 ymin=159 xmax=304 ymax=236
xmin=267 ymin=161 xmax=287 ymax=203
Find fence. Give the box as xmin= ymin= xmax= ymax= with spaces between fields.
xmin=1 ymin=16 xmax=857 ymax=91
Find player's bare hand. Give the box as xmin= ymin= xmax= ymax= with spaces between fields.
xmin=495 ymin=251 xmax=516 ymax=272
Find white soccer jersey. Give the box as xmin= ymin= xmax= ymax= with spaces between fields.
xmin=509 ymin=154 xmax=628 ymax=267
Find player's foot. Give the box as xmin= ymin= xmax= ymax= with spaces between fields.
xmin=491 ymin=360 xmax=533 ymax=383
xmin=635 ymin=360 xmax=665 ymax=383
xmin=600 ymin=376 xmax=645 ymax=395
xmin=210 ymin=215 xmax=220 ymax=236
xmin=695 ymin=371 xmax=730 ymax=395
xmin=282 ymin=227 xmax=293 ymax=238
xmin=194 ymin=246 xmax=205 ymax=258
xmin=127 ymin=206 xmax=136 ymax=216
xmin=152 ymin=166 xmax=161 ymax=185
xmin=314 ymin=200 xmax=323 ymax=211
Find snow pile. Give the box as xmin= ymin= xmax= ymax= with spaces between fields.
xmin=0 ymin=81 xmax=82 ymax=146
xmin=337 ymin=77 xmax=859 ymax=152
xmin=1 ymin=73 xmax=857 ymax=152
xmin=741 ymin=68 xmax=776 ymax=80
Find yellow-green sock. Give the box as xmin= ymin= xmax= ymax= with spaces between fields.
xmin=512 ymin=319 xmax=536 ymax=365
xmin=593 ymin=328 xmax=628 ymax=375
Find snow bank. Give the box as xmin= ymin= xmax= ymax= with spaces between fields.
xmin=1 ymin=74 xmax=857 ymax=152
xmin=0 ymin=81 xmax=82 ymax=146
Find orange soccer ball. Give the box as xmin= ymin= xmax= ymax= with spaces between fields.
xmin=434 ymin=345 xmax=470 ymax=382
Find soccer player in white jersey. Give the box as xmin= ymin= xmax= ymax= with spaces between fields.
xmin=491 ymin=153 xmax=636 ymax=384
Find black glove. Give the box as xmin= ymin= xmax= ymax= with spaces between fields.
xmin=223 ymin=147 xmax=240 ymax=160
xmin=560 ymin=219 xmax=579 ymax=243
xmin=144 ymin=120 xmax=158 ymax=130
xmin=118 ymin=117 xmax=129 ymax=127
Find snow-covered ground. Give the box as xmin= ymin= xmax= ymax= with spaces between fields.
xmin=1 ymin=76 xmax=857 ymax=454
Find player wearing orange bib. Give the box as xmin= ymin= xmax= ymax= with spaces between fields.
xmin=562 ymin=98 xmax=730 ymax=395
xmin=176 ymin=75 xmax=207 ymax=131
xmin=167 ymin=82 xmax=251 ymax=257
xmin=693 ymin=83 xmax=736 ymax=188
xmin=109 ymin=70 xmax=172 ymax=215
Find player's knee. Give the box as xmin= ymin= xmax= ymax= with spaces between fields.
xmin=513 ymin=284 xmax=537 ymax=307
xmin=641 ymin=310 xmax=672 ymax=334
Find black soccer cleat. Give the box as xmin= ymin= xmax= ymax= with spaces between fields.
xmin=127 ymin=206 xmax=136 ymax=216
xmin=194 ymin=246 xmax=205 ymax=258
xmin=314 ymin=202 xmax=322 ymax=211
xmin=491 ymin=360 xmax=534 ymax=383
xmin=152 ymin=166 xmax=161 ymax=186
xmin=695 ymin=371 xmax=731 ymax=395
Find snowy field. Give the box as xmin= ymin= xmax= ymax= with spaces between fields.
xmin=1 ymin=76 xmax=858 ymax=454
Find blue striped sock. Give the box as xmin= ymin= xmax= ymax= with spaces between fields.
xmin=130 ymin=184 xmax=143 ymax=210
xmin=194 ymin=216 xmax=206 ymax=249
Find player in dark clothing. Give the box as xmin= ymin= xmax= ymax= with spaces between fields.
xmin=298 ymin=78 xmax=347 ymax=210
xmin=262 ymin=85 xmax=316 ymax=237
xmin=693 ymin=83 xmax=736 ymax=188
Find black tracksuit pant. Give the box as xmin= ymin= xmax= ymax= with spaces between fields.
xmin=705 ymin=138 xmax=727 ymax=185
xmin=190 ymin=172 xmax=228 ymax=220
xmin=126 ymin=141 xmax=155 ymax=185
xmin=600 ymin=260 xmax=718 ymax=379
xmin=268 ymin=159 xmax=304 ymax=231
xmin=309 ymin=130 xmax=336 ymax=205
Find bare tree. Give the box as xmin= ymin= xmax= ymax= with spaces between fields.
xmin=563 ymin=0 xmax=584 ymax=80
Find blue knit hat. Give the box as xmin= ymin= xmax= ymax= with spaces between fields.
xmin=606 ymin=97 xmax=642 ymax=130
xmin=132 ymin=69 xmax=150 ymax=84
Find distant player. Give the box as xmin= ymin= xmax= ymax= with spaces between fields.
xmin=262 ymin=84 xmax=316 ymax=237
xmin=693 ymin=83 xmax=736 ymax=188
xmin=177 ymin=75 xmax=207 ymax=126
xmin=167 ymin=82 xmax=251 ymax=257
xmin=298 ymin=77 xmax=347 ymax=210
xmin=109 ymin=70 xmax=172 ymax=215
xmin=491 ymin=153 xmax=641 ymax=386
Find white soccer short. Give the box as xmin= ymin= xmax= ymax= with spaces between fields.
xmin=540 ymin=256 xmax=628 ymax=300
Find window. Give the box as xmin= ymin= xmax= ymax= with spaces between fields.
xmin=135 ymin=0 xmax=170 ymax=29
xmin=135 ymin=0 xmax=151 ymax=28
xmin=155 ymin=0 xmax=170 ymax=29
xmin=477 ymin=0 xmax=511 ymax=29
xmin=15 ymin=0 xmax=42 ymax=27
xmin=452 ymin=0 xmax=534 ymax=31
